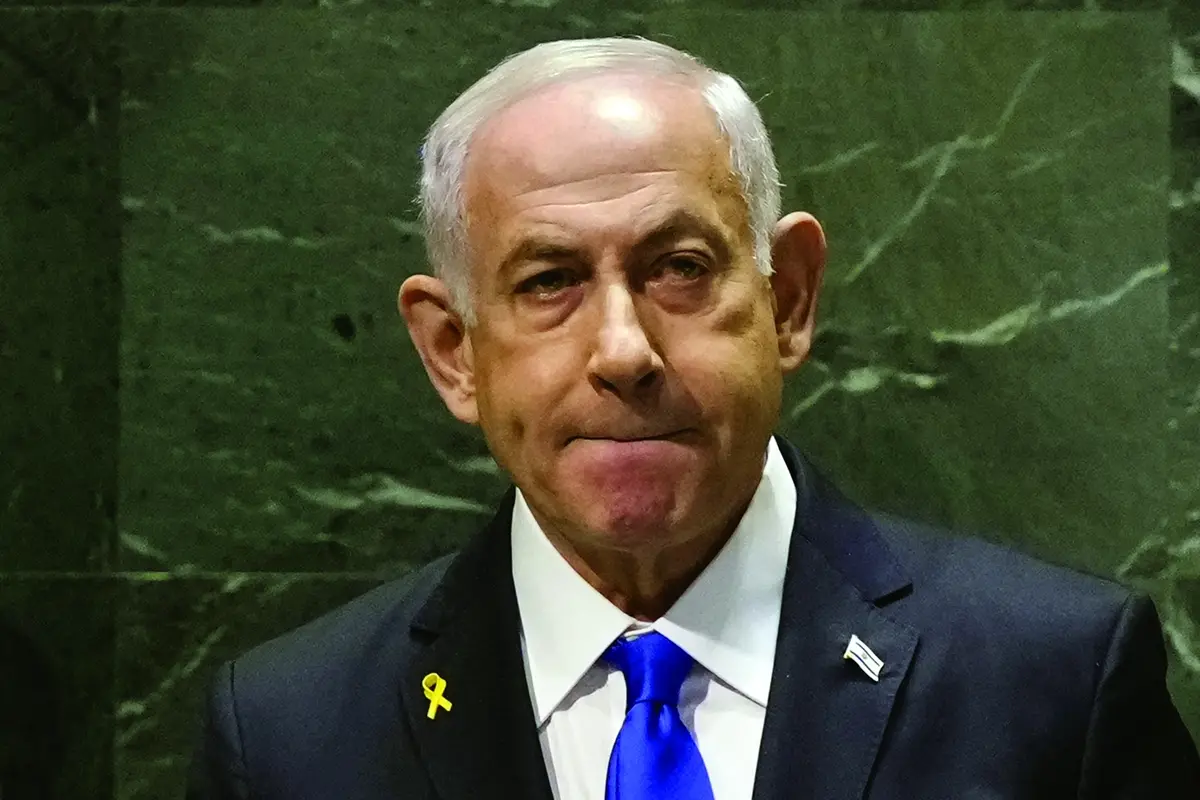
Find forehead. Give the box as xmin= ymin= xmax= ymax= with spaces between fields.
xmin=461 ymin=73 xmax=746 ymax=254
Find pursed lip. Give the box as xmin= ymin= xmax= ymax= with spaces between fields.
xmin=570 ymin=429 xmax=690 ymax=443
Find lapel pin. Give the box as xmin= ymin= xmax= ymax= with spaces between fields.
xmin=843 ymin=634 xmax=884 ymax=682
xmin=422 ymin=672 xmax=453 ymax=719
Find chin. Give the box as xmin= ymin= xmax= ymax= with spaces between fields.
xmin=582 ymin=490 xmax=689 ymax=550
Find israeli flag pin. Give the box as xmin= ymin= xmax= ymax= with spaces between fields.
xmin=844 ymin=634 xmax=884 ymax=682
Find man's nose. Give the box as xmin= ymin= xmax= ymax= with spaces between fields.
xmin=587 ymin=283 xmax=663 ymax=397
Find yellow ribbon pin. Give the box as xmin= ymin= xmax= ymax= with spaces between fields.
xmin=422 ymin=672 xmax=452 ymax=719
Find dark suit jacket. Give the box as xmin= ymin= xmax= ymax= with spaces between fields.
xmin=188 ymin=436 xmax=1200 ymax=799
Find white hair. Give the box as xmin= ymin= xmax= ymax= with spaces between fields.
xmin=418 ymin=36 xmax=781 ymax=324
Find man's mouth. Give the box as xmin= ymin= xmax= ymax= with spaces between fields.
xmin=573 ymin=430 xmax=688 ymax=443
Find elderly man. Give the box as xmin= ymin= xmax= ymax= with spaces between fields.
xmin=188 ymin=37 xmax=1200 ymax=799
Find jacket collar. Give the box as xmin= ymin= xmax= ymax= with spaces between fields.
xmin=403 ymin=489 xmax=555 ymax=800
xmin=752 ymin=436 xmax=918 ymax=800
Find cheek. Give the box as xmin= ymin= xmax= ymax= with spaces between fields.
xmin=674 ymin=341 xmax=773 ymax=402
xmin=474 ymin=341 xmax=578 ymax=437
xmin=667 ymin=319 xmax=782 ymax=420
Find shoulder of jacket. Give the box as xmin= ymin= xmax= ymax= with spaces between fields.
xmin=873 ymin=512 xmax=1133 ymax=636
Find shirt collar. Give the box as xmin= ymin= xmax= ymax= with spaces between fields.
xmin=512 ymin=437 xmax=798 ymax=725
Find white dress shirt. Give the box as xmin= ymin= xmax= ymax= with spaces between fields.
xmin=511 ymin=438 xmax=798 ymax=800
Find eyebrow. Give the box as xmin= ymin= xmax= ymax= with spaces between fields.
xmin=493 ymin=209 xmax=737 ymax=283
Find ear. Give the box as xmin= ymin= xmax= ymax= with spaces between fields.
xmin=769 ymin=211 xmax=826 ymax=374
xmin=397 ymin=275 xmax=479 ymax=425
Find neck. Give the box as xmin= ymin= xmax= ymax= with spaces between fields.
xmin=539 ymin=494 xmax=753 ymax=621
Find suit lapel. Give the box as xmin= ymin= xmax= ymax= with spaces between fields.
xmin=753 ymin=438 xmax=920 ymax=800
xmin=399 ymin=490 xmax=554 ymax=800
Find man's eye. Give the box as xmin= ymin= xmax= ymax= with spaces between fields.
xmin=518 ymin=269 xmax=578 ymax=295
xmin=655 ymin=255 xmax=710 ymax=281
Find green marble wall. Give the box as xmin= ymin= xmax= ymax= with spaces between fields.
xmin=1 ymin=3 xmax=1197 ymax=797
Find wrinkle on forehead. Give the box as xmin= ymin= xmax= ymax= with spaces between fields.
xmin=462 ymin=74 xmax=751 ymax=282
xmin=513 ymin=172 xmax=676 ymax=210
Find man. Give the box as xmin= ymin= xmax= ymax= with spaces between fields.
xmin=188 ymin=37 xmax=1200 ymax=799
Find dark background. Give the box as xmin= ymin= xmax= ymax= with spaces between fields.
xmin=1 ymin=2 xmax=1198 ymax=797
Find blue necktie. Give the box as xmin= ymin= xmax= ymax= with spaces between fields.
xmin=603 ymin=631 xmax=716 ymax=800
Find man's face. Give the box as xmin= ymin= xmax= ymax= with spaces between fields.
xmin=461 ymin=74 xmax=789 ymax=557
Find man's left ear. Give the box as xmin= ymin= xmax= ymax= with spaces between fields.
xmin=768 ymin=211 xmax=826 ymax=374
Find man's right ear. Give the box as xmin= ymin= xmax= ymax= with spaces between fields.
xmin=397 ymin=275 xmax=479 ymax=425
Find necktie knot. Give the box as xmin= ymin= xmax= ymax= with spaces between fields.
xmin=603 ymin=631 xmax=694 ymax=709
